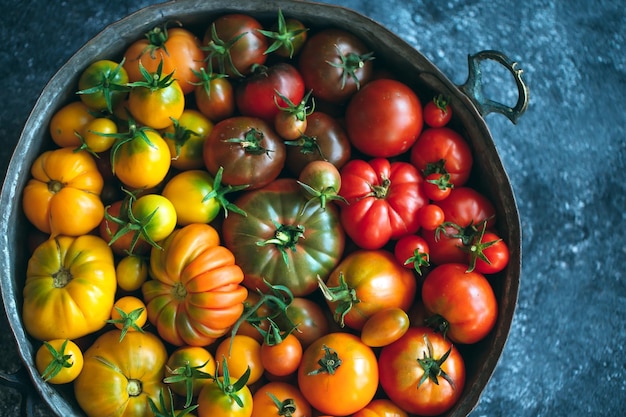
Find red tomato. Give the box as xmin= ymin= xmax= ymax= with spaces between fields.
xmin=423 ymin=172 xmax=453 ymax=201
xmin=421 ymin=263 xmax=498 ymax=344
xmin=321 ymin=250 xmax=416 ymax=330
xmin=338 ymin=158 xmax=428 ymax=249
xmin=235 ymin=63 xmax=305 ymax=123
xmin=298 ymin=333 xmax=378 ymax=416
xmin=417 ymin=204 xmax=445 ymax=231
xmin=436 ymin=187 xmax=496 ymax=228
xmin=193 ymin=69 xmax=236 ymax=122
xmin=393 ymin=234 xmax=430 ymax=275
xmin=260 ymin=333 xmax=303 ymax=377
xmin=298 ymin=28 xmax=374 ymax=103
xmin=410 ymin=127 xmax=473 ymax=187
xmin=471 ymin=230 xmax=510 ymax=274
xmin=423 ymin=94 xmax=452 ymax=128
xmin=281 ymin=297 xmax=330 ymax=349
xmin=345 ymin=79 xmax=423 ymax=157
xmin=379 ymin=327 xmax=465 ymax=416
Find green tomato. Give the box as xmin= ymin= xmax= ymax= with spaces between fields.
xmin=77 ymin=59 xmax=129 ymax=113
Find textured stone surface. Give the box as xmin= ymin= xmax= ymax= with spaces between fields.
xmin=1 ymin=0 xmax=624 ymax=415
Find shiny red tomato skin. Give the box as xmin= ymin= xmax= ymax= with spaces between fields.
xmin=436 ymin=186 xmax=497 ymax=229
xmin=421 ymin=263 xmax=498 ymax=344
xmin=236 ymin=63 xmax=305 ymax=123
xmin=345 ymin=79 xmax=423 ymax=158
xmin=473 ymin=231 xmax=510 ymax=274
xmin=338 ymin=158 xmax=428 ymax=249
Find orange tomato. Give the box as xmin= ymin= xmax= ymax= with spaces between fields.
xmin=360 ymin=307 xmax=410 ymax=347
xmin=251 ymin=381 xmax=311 ymax=417
xmin=215 ymin=335 xmax=264 ymax=385
xmin=351 ymin=399 xmax=408 ymax=417
xmin=260 ymin=333 xmax=303 ymax=377
xmin=109 ymin=295 xmax=147 ymax=339
xmin=22 ymin=147 xmax=104 ymax=236
xmin=49 ymin=101 xmax=95 ymax=147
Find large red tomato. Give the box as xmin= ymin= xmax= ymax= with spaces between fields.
xmin=345 ymin=79 xmax=423 ymax=157
xmin=338 ymin=158 xmax=428 ymax=249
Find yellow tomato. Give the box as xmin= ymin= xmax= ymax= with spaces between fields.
xmin=109 ymin=296 xmax=148 ymax=339
xmin=49 ymin=101 xmax=95 ymax=147
xmin=80 ymin=117 xmax=118 ymax=153
xmin=35 ymin=339 xmax=84 ymax=384
xmin=116 ymin=255 xmax=148 ymax=292
xmin=164 ymin=109 xmax=213 ymax=170
xmin=161 ymin=170 xmax=221 ymax=225
xmin=111 ymin=129 xmax=171 ymax=189
xmin=128 ymin=75 xmax=185 ymax=129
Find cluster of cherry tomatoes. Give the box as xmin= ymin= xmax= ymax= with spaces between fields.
xmin=20 ymin=9 xmax=510 ymax=417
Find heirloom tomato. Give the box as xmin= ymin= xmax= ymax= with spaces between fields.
xmin=35 ymin=339 xmax=84 ymax=385
xmin=203 ymin=116 xmax=286 ymax=190
xmin=23 ymin=234 xmax=116 ymax=341
xmin=203 ymin=13 xmax=268 ymax=77
xmin=251 ymin=381 xmax=312 ymax=417
xmin=351 ymin=398 xmax=408 ymax=417
xmin=280 ymin=297 xmax=330 ymax=348
xmin=360 ymin=307 xmax=410 ymax=348
xmin=193 ymin=68 xmax=235 ymax=122
xmin=297 ymin=160 xmax=346 ymax=211
xmin=410 ymin=127 xmax=473 ymax=187
xmin=338 ymin=158 xmax=427 ymax=249
xmin=235 ymin=62 xmax=305 ymax=123
xmin=163 ymin=109 xmax=213 ymax=171
xmin=111 ymin=128 xmax=171 ymax=189
xmin=161 ymin=170 xmax=221 ymax=225
xmin=49 ymin=101 xmax=95 ymax=147
xmin=378 ymin=327 xmax=466 ymax=416
xmin=320 ymin=249 xmax=416 ymax=330
xmin=123 ymin=24 xmax=205 ymax=94
xmin=74 ymin=330 xmax=168 ymax=417
xmin=345 ymin=79 xmax=423 ymax=157
xmin=142 ymin=223 xmax=248 ymax=346
xmin=165 ymin=345 xmax=216 ymax=400
xmin=421 ymin=263 xmax=497 ymax=344
xmin=22 ymin=147 xmax=104 ymax=237
xmin=215 ymin=335 xmax=264 ymax=385
xmin=298 ymin=28 xmax=374 ymax=103
xmin=77 ymin=59 xmax=129 ymax=113
xmin=284 ymin=111 xmax=351 ymax=176
xmin=222 ymin=178 xmax=345 ymax=297
xmin=298 ymin=332 xmax=378 ymax=416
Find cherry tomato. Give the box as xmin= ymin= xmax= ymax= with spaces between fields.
xmin=35 ymin=339 xmax=84 ymax=384
xmin=421 ymin=263 xmax=498 ymax=344
xmin=49 ymin=101 xmax=95 ymax=148
xmin=360 ymin=307 xmax=410 ymax=347
xmin=280 ymin=297 xmax=330 ymax=349
xmin=100 ymin=199 xmax=152 ymax=256
xmin=197 ymin=365 xmax=253 ymax=417
xmin=260 ymin=333 xmax=303 ymax=377
xmin=259 ymin=10 xmax=309 ymax=59
xmin=423 ymin=172 xmax=453 ymax=201
xmin=109 ymin=295 xmax=147 ymax=338
xmin=345 ymin=79 xmax=423 ymax=158
xmin=393 ymin=234 xmax=430 ymax=275
xmin=351 ymin=398 xmax=409 ymax=417
xmin=77 ymin=59 xmax=129 ymax=112
xmin=193 ymin=68 xmax=236 ymax=122
xmin=78 ymin=117 xmax=118 ymax=154
xmin=297 ymin=160 xmax=345 ymax=211
xmin=130 ymin=194 xmax=177 ymax=246
xmin=471 ymin=230 xmax=510 ymax=274
xmin=423 ymin=94 xmax=452 ymax=128
xmin=115 ymin=254 xmax=148 ymax=292
xmin=417 ymin=204 xmax=445 ymax=231
xmin=165 ymin=346 xmax=216 ymax=400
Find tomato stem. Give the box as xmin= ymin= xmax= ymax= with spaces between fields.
xmin=52 ymin=268 xmax=72 ymax=288
xmin=256 ymin=222 xmax=305 ymax=265
xmin=223 ymin=128 xmax=273 ymax=156
xmin=316 ymin=273 xmax=358 ymax=327
xmin=416 ymin=334 xmax=456 ymax=390
xmin=307 ymin=344 xmax=342 ymax=375
xmin=40 ymin=339 xmax=73 ymax=382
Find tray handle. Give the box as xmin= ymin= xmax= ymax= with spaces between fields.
xmin=459 ymin=50 xmax=529 ymax=124
xmin=0 ymin=367 xmax=38 ymax=417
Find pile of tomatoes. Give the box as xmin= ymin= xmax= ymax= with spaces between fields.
xmin=20 ymin=9 xmax=510 ymax=417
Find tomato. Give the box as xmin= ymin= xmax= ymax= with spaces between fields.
xmin=100 ymin=198 xmax=152 ymax=256
xmin=321 ymin=249 xmax=416 ymax=330
xmin=165 ymin=346 xmax=216 ymax=400
xmin=235 ymin=63 xmax=305 ymax=124
xmin=298 ymin=332 xmax=378 ymax=416
xmin=338 ymin=158 xmax=428 ymax=249
xmin=203 ymin=116 xmax=286 ymax=190
xmin=193 ymin=68 xmax=236 ymax=122
xmin=436 ymin=186 xmax=496 ymax=229
xmin=298 ymin=28 xmax=374 ymax=103
xmin=222 ymin=178 xmax=345 ymax=297
xmin=161 ymin=170 xmax=221 ymax=225
xmin=351 ymin=398 xmax=408 ymax=417
xmin=345 ymin=79 xmax=423 ymax=157
xmin=410 ymin=127 xmax=473 ymax=187
xmin=129 ymin=193 xmax=177 ymax=247
xmin=284 ymin=111 xmax=352 ymax=176
xmin=78 ymin=117 xmax=118 ymax=154
xmin=111 ymin=127 xmax=171 ymax=189
xmin=470 ymin=230 xmax=510 ymax=274
xmin=261 ymin=333 xmax=303 ymax=377
xmin=116 ymin=254 xmax=149 ymax=292
xmin=142 ymin=223 xmax=248 ymax=346
xmin=197 ymin=368 xmax=253 ymax=417
xmin=203 ymin=13 xmax=268 ymax=77
xmin=378 ymin=327 xmax=466 ymax=416
xmin=127 ymin=63 xmax=185 ymax=130
xmin=123 ymin=24 xmax=205 ymax=95
xmin=251 ymin=381 xmax=311 ymax=417
xmin=421 ymin=263 xmax=497 ymax=344
xmin=297 ymin=160 xmax=346 ymax=211
xmin=423 ymin=172 xmax=453 ymax=201
xmin=215 ymin=335 xmax=264 ymax=385
xmin=22 ymin=147 xmax=104 ymax=237
xmin=423 ymin=94 xmax=452 ymax=128
xmin=280 ymin=297 xmax=330 ymax=349
xmin=258 ymin=10 xmax=309 ymax=59
xmin=23 ymin=234 xmax=116 ymax=341
xmin=393 ymin=234 xmax=430 ymax=275
xmin=49 ymin=101 xmax=96 ymax=147
xmin=35 ymin=339 xmax=84 ymax=384
xmin=417 ymin=204 xmax=445 ymax=231
xmin=109 ymin=295 xmax=148 ymax=339
xmin=77 ymin=59 xmax=129 ymax=112
xmin=74 ymin=330 xmax=168 ymax=417
xmin=163 ymin=109 xmax=214 ymax=171
xmin=360 ymin=307 xmax=410 ymax=348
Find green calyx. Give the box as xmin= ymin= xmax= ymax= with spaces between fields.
xmin=326 ymin=47 xmax=375 ymax=91
xmin=40 ymin=339 xmax=73 ymax=382
xmin=416 ymin=334 xmax=456 ymax=390
xmin=256 ymin=221 xmax=306 ymax=265
xmin=106 ymin=306 xmax=146 ymax=342
xmin=307 ymin=344 xmax=342 ymax=375
xmin=201 ymin=166 xmax=248 ymax=218
xmin=258 ymin=9 xmax=309 ymax=59
xmin=316 ymin=273 xmax=358 ymax=327
xmin=223 ymin=128 xmax=273 ymax=156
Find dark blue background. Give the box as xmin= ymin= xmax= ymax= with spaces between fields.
xmin=1 ymin=0 xmax=624 ymax=416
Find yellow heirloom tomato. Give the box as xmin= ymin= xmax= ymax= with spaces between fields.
xmin=22 ymin=234 xmax=116 ymax=341
xmin=163 ymin=109 xmax=213 ymax=171
xmin=35 ymin=338 xmax=84 ymax=385
xmin=22 ymin=147 xmax=104 ymax=237
xmin=74 ymin=329 xmax=168 ymax=417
